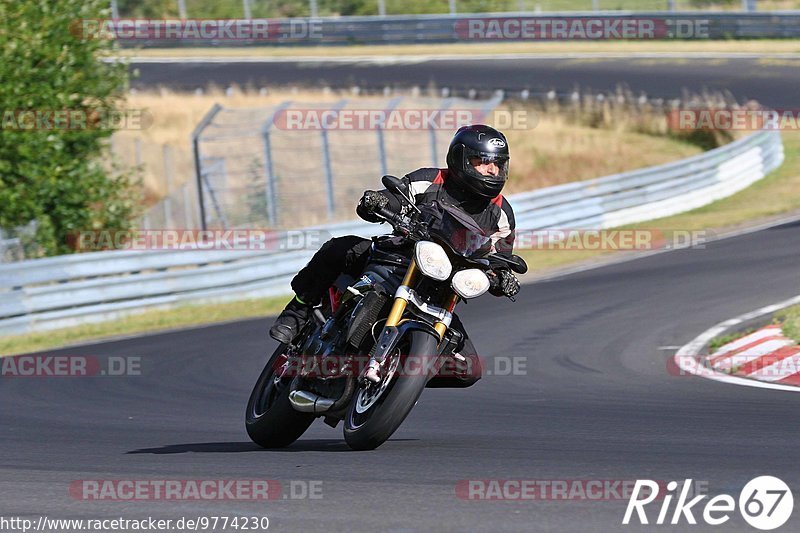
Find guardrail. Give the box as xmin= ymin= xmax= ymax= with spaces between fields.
xmin=0 ymin=130 xmax=783 ymax=336
xmin=120 ymin=12 xmax=800 ymax=47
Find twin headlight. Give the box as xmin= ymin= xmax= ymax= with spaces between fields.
xmin=414 ymin=241 xmax=490 ymax=299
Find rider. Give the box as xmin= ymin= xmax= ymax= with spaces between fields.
xmin=268 ymin=124 xmax=521 ymax=386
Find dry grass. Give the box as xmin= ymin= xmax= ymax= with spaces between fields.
xmin=503 ymin=114 xmax=701 ymax=193
xmin=0 ymin=295 xmax=291 ymax=357
xmin=116 ymin=88 xmax=702 ymax=204
xmin=122 ymin=40 xmax=800 ymax=59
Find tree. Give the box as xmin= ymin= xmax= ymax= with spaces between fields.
xmin=0 ymin=0 xmax=140 ymax=256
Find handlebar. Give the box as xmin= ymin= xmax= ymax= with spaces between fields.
xmin=371 ymin=202 xmax=527 ymax=275
xmin=374 ymin=205 xmax=409 ymax=233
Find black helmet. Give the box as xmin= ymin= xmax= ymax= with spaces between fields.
xmin=446 ymin=124 xmax=510 ymax=200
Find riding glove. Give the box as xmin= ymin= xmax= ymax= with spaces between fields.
xmin=489 ymin=268 xmax=520 ymax=298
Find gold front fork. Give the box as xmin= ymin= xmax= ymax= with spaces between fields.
xmin=385 ymin=259 xmax=459 ymax=342
xmin=385 ymin=259 xmax=418 ymax=327
xmin=434 ymin=293 xmax=459 ymax=340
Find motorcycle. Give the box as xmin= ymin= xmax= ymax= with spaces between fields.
xmin=245 ymin=175 xmax=527 ymax=450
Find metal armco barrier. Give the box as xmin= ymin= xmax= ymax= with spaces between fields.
xmin=117 ymin=12 xmax=800 ymax=47
xmin=0 ymin=130 xmax=783 ymax=336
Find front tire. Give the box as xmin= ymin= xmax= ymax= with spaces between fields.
xmin=246 ymin=344 xmax=315 ymax=448
xmin=343 ymin=330 xmax=439 ymax=450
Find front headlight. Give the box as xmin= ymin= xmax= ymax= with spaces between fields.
xmin=414 ymin=241 xmax=452 ymax=281
xmin=451 ymin=269 xmax=490 ymax=299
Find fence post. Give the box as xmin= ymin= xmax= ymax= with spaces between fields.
xmin=430 ymin=99 xmax=453 ymax=167
xmin=261 ymin=101 xmax=293 ymax=227
xmin=243 ymin=0 xmax=252 ymax=18
xmin=182 ymin=183 xmax=194 ymax=229
xmin=377 ymin=97 xmax=402 ymax=177
xmin=177 ymin=0 xmax=186 ymax=18
xmin=320 ymin=100 xmax=348 ymax=221
xmin=479 ymin=92 xmax=504 ymax=124
xmin=191 ymin=103 xmax=223 ymax=231
xmin=309 ymin=0 xmax=318 ymax=17
xmin=162 ymin=144 xmax=174 ymax=228
xmin=201 ymin=159 xmax=230 ymax=229
xmin=449 ymin=0 xmax=456 ymax=14
xmin=377 ymin=0 xmax=386 ymax=16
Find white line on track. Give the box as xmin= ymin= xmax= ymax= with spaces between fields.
xmin=674 ymin=294 xmax=800 ymax=393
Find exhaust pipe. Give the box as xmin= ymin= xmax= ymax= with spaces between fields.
xmin=288 ymin=390 xmax=337 ymax=414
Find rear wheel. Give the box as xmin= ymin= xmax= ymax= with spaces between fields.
xmin=343 ymin=330 xmax=439 ymax=450
xmin=246 ymin=344 xmax=315 ymax=448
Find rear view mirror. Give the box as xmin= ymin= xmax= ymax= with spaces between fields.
xmin=491 ymin=254 xmax=528 ymax=275
xmin=381 ymin=175 xmax=421 ymax=214
xmin=381 ymin=175 xmax=407 ymax=197
xmin=508 ymin=254 xmax=528 ymax=275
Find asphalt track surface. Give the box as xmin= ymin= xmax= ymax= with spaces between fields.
xmin=2 ymin=220 xmax=799 ymax=531
xmin=131 ymin=57 xmax=800 ymax=108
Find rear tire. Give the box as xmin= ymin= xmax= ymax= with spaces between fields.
xmin=343 ymin=330 xmax=439 ymax=451
xmin=246 ymin=344 xmax=315 ymax=448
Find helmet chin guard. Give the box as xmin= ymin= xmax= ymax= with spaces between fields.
xmin=446 ymin=124 xmax=510 ymax=200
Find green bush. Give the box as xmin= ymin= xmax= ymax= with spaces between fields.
xmin=777 ymin=306 xmax=800 ymax=344
xmin=0 ymin=0 xmax=140 ymax=256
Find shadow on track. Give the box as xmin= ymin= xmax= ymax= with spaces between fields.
xmin=126 ymin=439 xmax=417 ymax=454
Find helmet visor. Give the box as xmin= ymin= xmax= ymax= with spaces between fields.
xmin=467 ymin=155 xmax=508 ymax=180
xmin=464 ymin=149 xmax=509 ymax=180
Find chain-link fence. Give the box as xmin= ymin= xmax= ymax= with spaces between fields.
xmin=110 ymin=136 xmax=201 ymax=230
xmin=189 ymin=94 xmax=502 ymax=229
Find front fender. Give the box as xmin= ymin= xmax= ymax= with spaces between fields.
xmin=371 ymin=321 xmax=440 ymax=367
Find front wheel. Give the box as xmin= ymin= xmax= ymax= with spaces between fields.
xmin=246 ymin=344 xmax=315 ymax=448
xmin=343 ymin=330 xmax=439 ymax=450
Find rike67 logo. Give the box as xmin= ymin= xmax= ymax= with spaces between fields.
xmin=623 ymin=476 xmax=793 ymax=530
